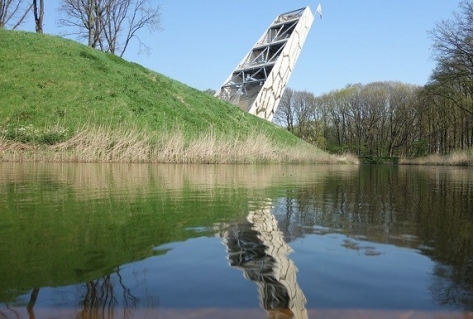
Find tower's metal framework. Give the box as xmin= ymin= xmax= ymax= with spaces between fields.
xmin=215 ymin=7 xmax=314 ymax=122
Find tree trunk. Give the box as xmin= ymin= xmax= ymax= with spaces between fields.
xmin=33 ymin=0 xmax=43 ymax=33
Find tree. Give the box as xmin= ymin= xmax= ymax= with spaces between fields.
xmin=422 ymin=0 xmax=473 ymax=152
xmin=273 ymin=88 xmax=295 ymax=132
xmin=32 ymin=0 xmax=43 ymax=33
xmin=0 ymin=0 xmax=31 ymax=29
xmin=58 ymin=0 xmax=161 ymax=57
xmin=427 ymin=0 xmax=473 ymax=115
xmin=101 ymin=0 xmax=161 ymax=56
xmin=293 ymin=90 xmax=317 ymax=142
xmin=285 ymin=82 xmax=423 ymax=157
xmin=58 ymin=0 xmax=104 ymax=48
xmin=385 ymin=83 xmax=419 ymax=156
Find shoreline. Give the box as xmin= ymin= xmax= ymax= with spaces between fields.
xmin=1 ymin=128 xmax=470 ymax=166
xmin=0 ymin=128 xmax=360 ymax=165
xmin=2 ymin=141 xmax=471 ymax=166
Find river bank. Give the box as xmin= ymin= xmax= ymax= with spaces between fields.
xmin=0 ymin=126 xmax=359 ymax=164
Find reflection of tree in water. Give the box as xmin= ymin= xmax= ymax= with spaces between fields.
xmin=430 ymin=261 xmax=473 ymax=311
xmin=76 ymin=267 xmax=139 ymax=319
xmin=222 ymin=204 xmax=307 ymax=319
xmin=27 ymin=288 xmax=40 ymax=319
xmin=17 ymin=267 xmax=145 ymax=319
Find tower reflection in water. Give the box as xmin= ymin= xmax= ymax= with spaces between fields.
xmin=222 ymin=202 xmax=308 ymax=319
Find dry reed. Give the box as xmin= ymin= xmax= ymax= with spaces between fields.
xmin=399 ymin=150 xmax=473 ymax=166
xmin=0 ymin=126 xmax=358 ymax=164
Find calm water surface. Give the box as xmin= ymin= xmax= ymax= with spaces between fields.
xmin=0 ymin=163 xmax=471 ymax=319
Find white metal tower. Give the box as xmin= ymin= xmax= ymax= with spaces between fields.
xmin=215 ymin=7 xmax=314 ymax=122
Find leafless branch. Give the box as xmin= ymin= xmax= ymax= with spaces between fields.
xmin=58 ymin=0 xmax=161 ymax=56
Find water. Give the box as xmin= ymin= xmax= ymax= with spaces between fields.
xmin=0 ymin=163 xmax=471 ymax=319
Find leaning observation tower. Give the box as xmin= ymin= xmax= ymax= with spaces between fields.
xmin=215 ymin=6 xmax=315 ymax=122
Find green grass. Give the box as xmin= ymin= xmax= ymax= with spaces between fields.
xmin=0 ymin=29 xmax=355 ymax=163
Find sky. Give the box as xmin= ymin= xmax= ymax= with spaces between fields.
xmin=22 ymin=1 xmax=461 ymax=96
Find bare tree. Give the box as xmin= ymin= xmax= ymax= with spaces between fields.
xmin=428 ymin=0 xmax=473 ymax=115
xmin=58 ymin=0 xmax=161 ymax=57
xmin=273 ymin=88 xmax=295 ymax=132
xmin=32 ymin=0 xmax=43 ymax=33
xmin=58 ymin=0 xmax=105 ymax=48
xmin=429 ymin=0 xmax=472 ymax=82
xmin=101 ymin=0 xmax=161 ymax=56
xmin=0 ymin=0 xmax=32 ymax=29
xmin=293 ymin=90 xmax=316 ymax=141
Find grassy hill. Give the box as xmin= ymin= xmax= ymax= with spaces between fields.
xmin=0 ymin=29 xmax=356 ymax=164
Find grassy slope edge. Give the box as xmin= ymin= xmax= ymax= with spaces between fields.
xmin=0 ymin=29 xmax=356 ymax=164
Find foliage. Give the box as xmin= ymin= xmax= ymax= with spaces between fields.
xmin=275 ymin=79 xmax=472 ymax=160
xmin=275 ymin=81 xmax=422 ymax=158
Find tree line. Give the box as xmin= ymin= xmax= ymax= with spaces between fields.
xmin=0 ymin=0 xmax=161 ymax=57
xmin=274 ymin=0 xmax=472 ymax=158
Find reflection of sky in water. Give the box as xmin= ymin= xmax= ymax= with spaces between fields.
xmin=142 ymin=237 xmax=258 ymax=308
xmin=10 ymin=232 xmax=443 ymax=312
xmin=12 ymin=237 xmax=258 ymax=310
xmin=292 ymin=233 xmax=438 ymax=310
